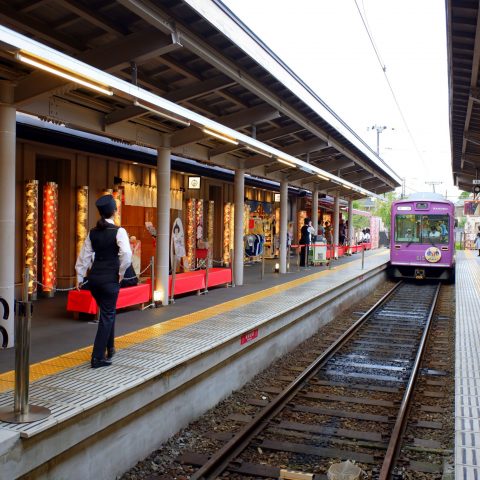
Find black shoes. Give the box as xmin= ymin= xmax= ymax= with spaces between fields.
xmin=106 ymin=348 xmax=116 ymax=360
xmin=91 ymin=357 xmax=112 ymax=368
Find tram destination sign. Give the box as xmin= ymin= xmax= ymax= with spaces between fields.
xmin=473 ymin=179 xmax=480 ymax=185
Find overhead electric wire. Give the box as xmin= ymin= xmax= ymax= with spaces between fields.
xmin=354 ymin=0 xmax=427 ymax=173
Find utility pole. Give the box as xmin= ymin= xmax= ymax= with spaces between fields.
xmin=401 ymin=178 xmax=406 ymax=199
xmin=425 ymin=181 xmax=442 ymax=193
xmin=367 ymin=125 xmax=394 ymax=155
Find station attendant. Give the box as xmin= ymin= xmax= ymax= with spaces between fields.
xmin=75 ymin=195 xmax=132 ymax=368
xmin=299 ymin=218 xmax=314 ymax=267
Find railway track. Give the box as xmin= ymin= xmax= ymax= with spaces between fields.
xmin=179 ymin=281 xmax=450 ymax=479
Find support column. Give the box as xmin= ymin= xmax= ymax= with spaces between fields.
xmin=155 ymin=137 xmax=171 ymax=306
xmin=279 ymin=181 xmax=288 ymax=274
xmin=0 ymin=82 xmax=15 ymax=348
xmin=333 ymin=192 xmax=340 ymax=259
xmin=347 ymin=198 xmax=354 ymax=254
xmin=291 ymin=196 xmax=298 ymax=244
xmin=312 ymin=189 xmax=319 ymax=235
xmin=234 ymin=169 xmax=245 ymax=286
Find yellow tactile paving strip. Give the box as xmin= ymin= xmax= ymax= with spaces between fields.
xmin=0 ymin=251 xmax=387 ymax=393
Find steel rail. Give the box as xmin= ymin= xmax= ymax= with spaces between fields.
xmin=190 ymin=281 xmax=403 ymax=480
xmin=379 ymin=282 xmax=442 ymax=480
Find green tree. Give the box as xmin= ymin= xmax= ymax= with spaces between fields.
xmin=351 ymin=200 xmax=370 ymax=229
xmin=459 ymin=190 xmax=471 ymax=199
xmin=372 ymin=191 xmax=398 ymax=229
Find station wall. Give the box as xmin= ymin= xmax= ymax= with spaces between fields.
xmin=13 ymin=140 xmax=275 ymax=291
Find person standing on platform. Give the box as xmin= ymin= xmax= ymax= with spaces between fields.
xmin=475 ymin=232 xmax=480 ymax=256
xmin=75 ymin=195 xmax=132 ymax=368
xmin=299 ymin=218 xmax=314 ymax=267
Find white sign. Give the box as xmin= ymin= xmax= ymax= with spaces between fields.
xmin=473 ymin=179 xmax=480 ymax=185
xmin=274 ymin=193 xmax=281 ymax=202
xmin=188 ymin=176 xmax=201 ymax=189
xmin=397 ymin=206 xmax=411 ymax=211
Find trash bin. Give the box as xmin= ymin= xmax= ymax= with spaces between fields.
xmin=327 ymin=460 xmax=363 ymax=480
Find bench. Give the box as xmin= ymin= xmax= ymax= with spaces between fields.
xmin=67 ymin=283 xmax=151 ymax=318
xmin=67 ymin=268 xmax=232 ymax=317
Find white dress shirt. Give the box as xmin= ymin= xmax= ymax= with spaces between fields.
xmin=75 ymin=218 xmax=132 ymax=283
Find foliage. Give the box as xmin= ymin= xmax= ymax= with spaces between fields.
xmin=372 ymin=191 xmax=398 ymax=229
xmin=351 ymin=200 xmax=370 ymax=229
xmin=459 ymin=190 xmax=471 ymax=199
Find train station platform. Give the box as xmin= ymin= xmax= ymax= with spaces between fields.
xmin=0 ymin=249 xmax=388 ymax=480
xmin=455 ymin=250 xmax=480 ymax=479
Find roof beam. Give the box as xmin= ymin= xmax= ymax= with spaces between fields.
xmin=315 ymin=157 xmax=355 ymax=172
xmin=55 ymin=0 xmax=127 ymax=37
xmin=208 ymin=123 xmax=304 ymax=158
xmin=116 ymin=0 xmax=398 ymax=187
xmin=105 ymin=74 xmax=237 ymax=126
xmin=461 ymin=4 xmax=480 ymax=157
xmin=171 ymin=104 xmax=280 ymax=148
xmin=244 ymin=138 xmax=328 ymax=169
xmin=15 ymin=28 xmax=180 ymax=104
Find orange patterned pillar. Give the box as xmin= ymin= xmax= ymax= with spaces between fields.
xmin=24 ymin=180 xmax=39 ymax=298
xmin=42 ymin=182 xmax=58 ymax=296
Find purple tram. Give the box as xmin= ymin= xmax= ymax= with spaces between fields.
xmin=389 ymin=193 xmax=455 ymax=282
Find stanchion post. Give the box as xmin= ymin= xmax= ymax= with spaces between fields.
xmin=296 ymin=246 xmax=300 ymax=272
xmin=261 ymin=250 xmax=265 ymax=280
xmin=361 ymin=244 xmax=365 ymax=270
xmin=150 ymin=256 xmax=155 ymax=306
xmin=0 ymin=268 xmax=51 ymax=423
xmin=204 ymin=250 xmax=210 ymax=294
xmin=230 ymin=249 xmax=235 ymax=287
xmin=170 ymin=256 xmax=176 ymax=304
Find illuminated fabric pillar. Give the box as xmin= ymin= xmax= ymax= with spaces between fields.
xmin=244 ymin=204 xmax=249 ymax=236
xmin=223 ymin=202 xmax=232 ymax=265
xmin=42 ymin=182 xmax=58 ymax=295
xmin=112 ymin=189 xmax=122 ymax=226
xmin=24 ymin=180 xmax=39 ymax=297
xmin=186 ymin=198 xmax=196 ymax=269
xmin=76 ymin=186 xmax=89 ymax=259
xmin=195 ymin=199 xmax=204 ymax=242
xmin=207 ymin=201 xmax=214 ymax=268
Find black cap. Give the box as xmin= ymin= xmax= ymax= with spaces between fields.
xmin=96 ymin=194 xmax=117 ymax=218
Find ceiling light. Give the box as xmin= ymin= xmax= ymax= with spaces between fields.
xmin=277 ymin=157 xmax=297 ymax=168
xmin=203 ymin=128 xmax=239 ymax=145
xmin=343 ymin=185 xmax=352 ymax=190
xmin=134 ymin=100 xmax=191 ymax=126
xmin=317 ymin=174 xmax=329 ymax=181
xmin=16 ymin=52 xmax=113 ymax=96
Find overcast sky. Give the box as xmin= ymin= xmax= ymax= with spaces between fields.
xmin=221 ymin=0 xmax=457 ymax=198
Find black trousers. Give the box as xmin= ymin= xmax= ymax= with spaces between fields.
xmin=299 ymin=244 xmax=309 ymax=267
xmin=89 ymin=281 xmax=120 ymax=359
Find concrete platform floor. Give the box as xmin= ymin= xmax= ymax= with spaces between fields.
xmin=0 ymin=249 xmax=384 ymax=373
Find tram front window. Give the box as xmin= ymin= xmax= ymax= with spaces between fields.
xmin=395 ymin=214 xmax=449 ymax=244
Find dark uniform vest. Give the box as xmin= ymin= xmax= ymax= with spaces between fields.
xmin=89 ymin=226 xmax=120 ymax=284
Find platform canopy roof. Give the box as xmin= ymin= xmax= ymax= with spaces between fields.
xmin=447 ymin=0 xmax=480 ymax=191
xmin=0 ymin=0 xmax=401 ymax=199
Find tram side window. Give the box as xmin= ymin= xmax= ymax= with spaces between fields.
xmin=395 ymin=215 xmax=419 ymax=242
